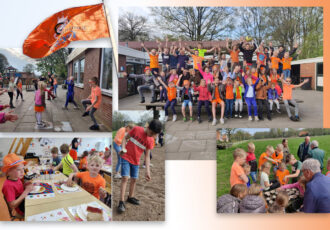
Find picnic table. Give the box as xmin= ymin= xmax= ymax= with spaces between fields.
xmin=100 ymin=165 xmax=112 ymax=175
xmin=25 ymin=172 xmax=111 ymax=221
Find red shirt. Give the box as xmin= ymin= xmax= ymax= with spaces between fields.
xmin=121 ymin=126 xmax=154 ymax=165
xmin=246 ymin=151 xmax=256 ymax=162
xmin=2 ymin=179 xmax=25 ymax=216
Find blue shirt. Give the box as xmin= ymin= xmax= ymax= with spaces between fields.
xmin=66 ymin=80 xmax=75 ymax=94
xmin=304 ymin=173 xmax=330 ymax=213
xmin=169 ymin=53 xmax=179 ymax=68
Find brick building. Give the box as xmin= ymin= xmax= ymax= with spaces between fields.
xmin=66 ymin=48 xmax=113 ymax=130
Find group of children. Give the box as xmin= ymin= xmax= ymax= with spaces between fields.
xmin=218 ymin=141 xmax=330 ymax=213
xmin=1 ymin=142 xmax=111 ymax=219
xmin=137 ymin=37 xmax=308 ymax=125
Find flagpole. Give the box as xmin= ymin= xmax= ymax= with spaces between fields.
xmin=101 ymin=0 xmax=118 ymax=72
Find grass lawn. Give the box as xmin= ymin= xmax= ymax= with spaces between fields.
xmin=217 ymin=135 xmax=330 ymax=198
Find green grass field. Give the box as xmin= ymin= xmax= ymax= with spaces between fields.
xmin=217 ymin=135 xmax=330 ymax=198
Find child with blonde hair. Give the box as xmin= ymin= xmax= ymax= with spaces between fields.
xmin=242 ymin=73 xmax=260 ymax=121
xmin=276 ymin=162 xmax=290 ymax=185
xmin=272 ymin=144 xmax=284 ymax=173
xmin=239 ymin=183 xmax=267 ymax=213
xmin=230 ymin=148 xmax=249 ymax=187
xmin=35 ymin=81 xmax=46 ymax=128
xmin=67 ymin=155 xmax=106 ymax=199
xmin=268 ymin=191 xmax=289 ymax=213
xmin=246 ymin=142 xmax=257 ymax=182
xmin=258 ymin=145 xmax=277 ymax=170
xmin=260 ymin=162 xmax=280 ymax=191
xmin=217 ymin=184 xmax=247 ymax=213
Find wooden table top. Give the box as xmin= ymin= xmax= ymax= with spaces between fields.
xmin=25 ymin=172 xmax=111 ymax=221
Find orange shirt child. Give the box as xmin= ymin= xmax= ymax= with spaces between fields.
xmin=272 ymin=151 xmax=283 ymax=164
xmin=271 ymin=57 xmax=281 ymax=70
xmin=282 ymin=84 xmax=295 ymax=100
xmin=192 ymin=55 xmax=204 ymax=70
xmin=17 ymin=82 xmax=22 ymax=89
xmin=230 ymin=50 xmax=240 ymax=63
xmin=212 ymin=86 xmax=223 ymax=104
xmin=114 ymin=127 xmax=126 ymax=146
xmin=167 ymin=87 xmax=177 ymax=101
xmin=230 ymin=161 xmax=245 ymax=187
xmin=258 ymin=152 xmax=269 ymax=170
xmin=276 ymin=169 xmax=290 ymax=185
xmin=91 ymin=86 xmax=102 ymax=109
xmin=270 ymin=74 xmax=280 ymax=84
xmin=79 ymin=156 xmax=87 ymax=170
xmin=75 ymin=172 xmax=106 ymax=199
xmin=149 ymin=54 xmax=159 ymax=69
xmin=226 ymin=85 xmax=234 ymax=100
xmin=282 ymin=57 xmax=293 ymax=70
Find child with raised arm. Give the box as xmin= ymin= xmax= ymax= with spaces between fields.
xmin=117 ymin=120 xmax=162 ymax=213
xmin=258 ymin=145 xmax=278 ymax=170
xmin=2 ymin=153 xmax=34 ymax=218
xmin=158 ymin=37 xmax=170 ymax=73
xmin=226 ymin=38 xmax=240 ymax=71
xmin=239 ymin=37 xmax=257 ymax=71
xmin=63 ymin=76 xmax=79 ymax=110
xmin=208 ymin=77 xmax=225 ymax=125
xmin=233 ymin=79 xmax=244 ymax=118
xmin=66 ymin=155 xmax=106 ymax=199
xmin=242 ymin=73 xmax=260 ymax=121
xmin=282 ymin=50 xmax=301 ymax=79
xmin=280 ymin=76 xmax=309 ymax=121
xmin=197 ymin=62 xmax=214 ymax=83
xmin=158 ymin=76 xmax=179 ymax=122
xmin=141 ymin=42 xmax=160 ymax=75
xmin=193 ymin=79 xmax=212 ymax=123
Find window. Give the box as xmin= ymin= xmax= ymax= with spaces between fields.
xmin=100 ymin=48 xmax=112 ymax=91
xmin=73 ymin=58 xmax=85 ymax=85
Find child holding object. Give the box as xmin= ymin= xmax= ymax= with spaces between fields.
xmin=2 ymin=153 xmax=34 ymax=218
xmin=66 ymin=155 xmax=106 ymax=199
xmin=117 ymin=120 xmax=162 ymax=213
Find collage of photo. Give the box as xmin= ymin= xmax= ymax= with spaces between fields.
xmin=0 ymin=2 xmax=329 ymax=225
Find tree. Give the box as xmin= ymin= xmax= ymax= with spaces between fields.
xmin=23 ymin=63 xmax=35 ymax=74
xmin=150 ymin=7 xmax=235 ymax=41
xmin=0 ymin=53 xmax=9 ymax=74
xmin=119 ymin=12 xmax=151 ymax=41
xmin=112 ymin=111 xmax=133 ymax=131
xmin=36 ymin=48 xmax=68 ymax=78
xmin=224 ymin=128 xmax=237 ymax=142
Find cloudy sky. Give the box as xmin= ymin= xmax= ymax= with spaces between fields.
xmin=0 ymin=48 xmax=37 ymax=72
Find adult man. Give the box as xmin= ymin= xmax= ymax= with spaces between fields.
xmin=297 ymin=136 xmax=311 ymax=162
xmin=308 ymin=140 xmax=325 ymax=171
xmin=302 ymin=159 xmax=330 ymax=213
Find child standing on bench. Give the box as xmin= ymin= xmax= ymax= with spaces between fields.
xmin=158 ymin=77 xmax=178 ymax=122
xmin=194 ymin=79 xmax=212 ymax=123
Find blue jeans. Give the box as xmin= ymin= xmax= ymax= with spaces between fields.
xmin=225 ymin=99 xmax=234 ymax=117
xmin=164 ymin=99 xmax=177 ymax=116
xmin=197 ymin=100 xmax=211 ymax=118
xmin=54 ymin=85 xmax=58 ymax=95
xmin=121 ymin=158 xmax=139 ymax=179
xmin=113 ymin=141 xmax=122 ymax=173
xmin=250 ymin=171 xmax=257 ymax=183
xmin=283 ymin=69 xmax=291 ymax=79
xmin=159 ymin=87 xmax=167 ymax=101
xmin=245 ymin=97 xmax=258 ymax=116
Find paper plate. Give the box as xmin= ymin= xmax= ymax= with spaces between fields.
xmin=30 ymin=186 xmax=46 ymax=194
xmin=76 ymin=205 xmax=87 ymax=221
xmin=61 ymin=183 xmax=79 ymax=192
xmin=79 ymin=204 xmax=106 ymax=221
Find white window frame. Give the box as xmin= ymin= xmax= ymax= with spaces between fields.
xmin=99 ymin=48 xmax=112 ymax=96
xmin=73 ymin=57 xmax=85 ymax=88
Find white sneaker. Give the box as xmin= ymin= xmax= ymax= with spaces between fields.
xmin=220 ymin=118 xmax=224 ymax=124
xmin=172 ymin=115 xmax=177 ymax=122
xmin=255 ymin=116 xmax=259 ymax=121
xmin=248 ymin=116 xmax=252 ymax=121
xmin=212 ymin=118 xmax=217 ymax=126
xmin=74 ymin=106 xmax=79 ymax=110
xmin=114 ymin=173 xmax=122 ymax=179
xmin=165 ymin=116 xmax=169 ymax=122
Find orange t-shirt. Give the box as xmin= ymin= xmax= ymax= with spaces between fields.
xmin=230 ymin=50 xmax=240 ymax=63
xmin=276 ymin=169 xmax=290 ymax=185
xmin=260 ymin=74 xmax=267 ymax=83
xmin=54 ymin=79 xmax=58 ymax=85
xmin=230 ymin=161 xmax=245 ymax=187
xmin=79 ymin=156 xmax=87 ymax=170
xmin=236 ymin=87 xmax=242 ymax=99
xmin=192 ymin=55 xmax=204 ymax=70
xmin=282 ymin=84 xmax=295 ymax=100
xmin=270 ymin=74 xmax=280 ymax=84
xmin=76 ymin=172 xmax=105 ymax=199
xmin=271 ymin=57 xmax=281 ymax=70
xmin=114 ymin=127 xmax=126 ymax=145
xmin=282 ymin=57 xmax=293 ymax=70
xmin=69 ymin=149 xmax=78 ymax=161
xmin=149 ymin=54 xmax=159 ymax=69
xmin=258 ymin=152 xmax=269 ymax=169
xmin=17 ymin=82 xmax=22 ymax=89
xmin=272 ymin=151 xmax=283 ymax=164
xmin=167 ymin=87 xmax=177 ymax=101
xmin=226 ymin=85 xmax=234 ymax=99
xmin=91 ymin=86 xmax=102 ymax=109
xmin=215 ymin=86 xmax=220 ymax=99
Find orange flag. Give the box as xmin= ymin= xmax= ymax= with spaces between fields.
xmin=23 ymin=3 xmax=109 ymax=58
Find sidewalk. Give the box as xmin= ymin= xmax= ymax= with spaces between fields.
xmin=0 ymin=87 xmax=110 ymax=132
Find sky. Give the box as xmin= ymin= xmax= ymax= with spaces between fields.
xmin=0 ymin=48 xmax=37 ymax=72
xmin=118 ymin=110 xmax=165 ymax=122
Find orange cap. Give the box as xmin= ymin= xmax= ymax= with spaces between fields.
xmin=2 ymin=153 xmax=27 ymax=173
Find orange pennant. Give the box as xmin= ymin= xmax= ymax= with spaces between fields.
xmin=23 ymin=3 xmax=109 ymax=58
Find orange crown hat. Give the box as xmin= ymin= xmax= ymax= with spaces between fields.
xmin=144 ymin=66 xmax=150 ymax=72
xmin=183 ymin=80 xmax=190 ymax=86
xmin=2 ymin=153 xmax=27 ymax=173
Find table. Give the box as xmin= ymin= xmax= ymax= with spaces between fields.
xmin=101 ymin=165 xmax=112 ymax=175
xmin=25 ymin=172 xmax=112 ymax=221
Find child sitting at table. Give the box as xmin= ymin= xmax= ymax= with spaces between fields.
xmin=103 ymin=147 xmax=111 ymax=165
xmin=51 ymin=147 xmax=61 ymax=167
xmin=53 ymin=144 xmax=79 ymax=177
xmin=117 ymin=119 xmax=162 ymax=213
xmin=2 ymin=153 xmax=34 ymax=218
xmin=66 ymin=155 xmax=106 ymax=200
xmin=79 ymin=151 xmax=89 ymax=171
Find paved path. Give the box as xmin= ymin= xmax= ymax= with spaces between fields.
xmin=0 ymin=87 xmax=110 ymax=132
xmin=119 ymin=89 xmax=323 ymax=160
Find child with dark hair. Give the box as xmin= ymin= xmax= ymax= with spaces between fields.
xmin=63 ymin=76 xmax=78 ymax=110
xmin=82 ymin=77 xmax=102 ymax=130
xmin=239 ymin=37 xmax=257 ymax=71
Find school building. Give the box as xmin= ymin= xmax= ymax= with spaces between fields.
xmin=66 ymin=48 xmax=113 ymax=129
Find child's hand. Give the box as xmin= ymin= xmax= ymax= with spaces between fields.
xmin=179 ymin=74 xmax=183 ymax=78
xmin=66 ymin=179 xmax=73 ymax=187
xmin=304 ymin=78 xmax=309 ymax=83
xmin=3 ymin=104 xmax=10 ymax=109
xmin=145 ymin=171 xmax=151 ymax=181
xmin=121 ymin=72 xmax=127 ymax=77
xmin=99 ymin=187 xmax=107 ymax=199
xmin=4 ymin=111 xmax=18 ymax=122
xmin=283 ymin=176 xmax=288 ymax=181
xmin=24 ymin=183 xmax=34 ymax=195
